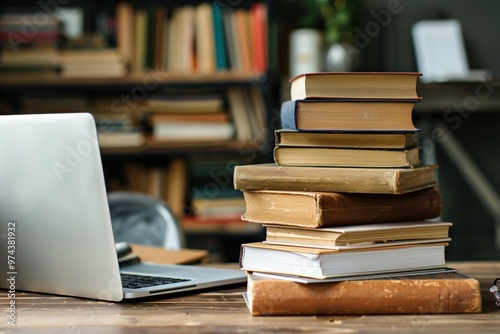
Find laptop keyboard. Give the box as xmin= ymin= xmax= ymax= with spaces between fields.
xmin=121 ymin=273 xmax=191 ymax=289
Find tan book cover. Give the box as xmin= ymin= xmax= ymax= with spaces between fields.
xmin=241 ymin=187 xmax=442 ymax=228
xmin=264 ymin=221 xmax=452 ymax=249
xmin=275 ymin=130 xmax=416 ymax=149
xmin=273 ymin=146 xmax=421 ymax=168
xmin=289 ymin=72 xmax=421 ymax=100
xmin=234 ymin=164 xmax=437 ymax=194
xmin=280 ymin=99 xmax=418 ymax=132
xmin=245 ymin=271 xmax=482 ymax=315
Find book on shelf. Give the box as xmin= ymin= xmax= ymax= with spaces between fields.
xmin=289 ymin=72 xmax=422 ymax=100
xmin=195 ymin=3 xmax=217 ymax=74
xmin=58 ymin=49 xmax=127 ymax=78
xmin=280 ymin=99 xmax=419 ymax=132
xmin=244 ymin=271 xmax=482 ymax=315
xmin=153 ymin=6 xmax=168 ymax=71
xmin=191 ymin=196 xmax=246 ymax=217
xmin=250 ymin=3 xmax=268 ymax=73
xmin=0 ymin=48 xmax=59 ymax=71
xmin=273 ymin=146 xmax=421 ymax=168
xmin=234 ymin=164 xmax=438 ymax=194
xmin=148 ymin=111 xmax=230 ymax=124
xmin=239 ymin=242 xmax=448 ymax=279
xmin=116 ymin=2 xmax=135 ymax=67
xmin=97 ymin=130 xmax=145 ymax=148
xmin=146 ymin=94 xmax=225 ymax=113
xmin=241 ymin=187 xmax=442 ymax=228
xmin=275 ymin=129 xmax=417 ymax=149
xmin=263 ymin=221 xmax=452 ymax=249
xmin=212 ymin=2 xmax=228 ymax=71
xmin=132 ymin=8 xmax=148 ymax=72
xmin=234 ymin=9 xmax=253 ymax=73
xmin=227 ymin=87 xmax=256 ymax=141
xmin=150 ymin=120 xmax=235 ymax=142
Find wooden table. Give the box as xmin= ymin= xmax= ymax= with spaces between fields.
xmin=1 ymin=262 xmax=500 ymax=333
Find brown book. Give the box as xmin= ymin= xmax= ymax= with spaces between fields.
xmin=273 ymin=146 xmax=421 ymax=168
xmin=280 ymin=99 xmax=418 ymax=132
xmin=233 ymin=164 xmax=438 ymax=194
xmin=241 ymin=187 xmax=442 ymax=228
xmin=240 ymin=242 xmax=448 ymax=279
xmin=149 ymin=112 xmax=230 ymax=123
xmin=245 ymin=272 xmax=482 ymax=315
xmin=264 ymin=221 xmax=452 ymax=249
xmin=195 ymin=2 xmax=216 ymax=73
xmin=289 ymin=72 xmax=422 ymax=100
xmin=275 ymin=130 xmax=416 ymax=149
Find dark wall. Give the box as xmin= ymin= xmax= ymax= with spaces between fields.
xmin=355 ymin=0 xmax=500 ymax=260
xmin=355 ymin=0 xmax=500 ymax=76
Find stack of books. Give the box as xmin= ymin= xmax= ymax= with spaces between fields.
xmin=0 ymin=12 xmax=61 ymax=72
xmin=233 ymin=72 xmax=482 ymax=315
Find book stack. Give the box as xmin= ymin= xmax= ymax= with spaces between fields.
xmin=233 ymin=72 xmax=482 ymax=315
xmin=0 ymin=12 xmax=61 ymax=72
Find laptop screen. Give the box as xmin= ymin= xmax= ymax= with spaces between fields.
xmin=0 ymin=113 xmax=124 ymax=301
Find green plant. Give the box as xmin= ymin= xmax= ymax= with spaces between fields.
xmin=317 ymin=0 xmax=353 ymax=44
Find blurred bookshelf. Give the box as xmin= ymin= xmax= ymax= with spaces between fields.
xmin=0 ymin=0 xmax=277 ymax=261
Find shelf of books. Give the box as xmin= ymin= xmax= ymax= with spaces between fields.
xmin=0 ymin=0 xmax=275 ymax=258
xmin=234 ymin=72 xmax=483 ymax=315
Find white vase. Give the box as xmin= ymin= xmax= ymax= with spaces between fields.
xmin=325 ymin=43 xmax=360 ymax=72
xmin=289 ymin=29 xmax=323 ymax=77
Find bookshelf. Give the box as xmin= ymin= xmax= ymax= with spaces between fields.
xmin=0 ymin=0 xmax=276 ymax=261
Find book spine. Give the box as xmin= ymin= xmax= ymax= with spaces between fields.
xmin=248 ymin=275 xmax=482 ymax=315
xmin=279 ymin=100 xmax=298 ymax=130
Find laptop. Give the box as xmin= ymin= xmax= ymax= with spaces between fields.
xmin=0 ymin=112 xmax=246 ymax=301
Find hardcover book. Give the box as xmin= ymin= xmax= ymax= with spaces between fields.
xmin=239 ymin=242 xmax=448 ymax=279
xmin=264 ymin=221 xmax=452 ymax=249
xmin=280 ymin=99 xmax=419 ymax=132
xmin=241 ymin=187 xmax=442 ymax=228
xmin=289 ymin=72 xmax=421 ymax=100
xmin=233 ymin=164 xmax=438 ymax=194
xmin=245 ymin=271 xmax=482 ymax=315
xmin=275 ymin=130 xmax=417 ymax=149
xmin=273 ymin=146 xmax=421 ymax=168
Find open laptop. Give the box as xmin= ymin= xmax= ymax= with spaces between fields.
xmin=0 ymin=112 xmax=246 ymax=301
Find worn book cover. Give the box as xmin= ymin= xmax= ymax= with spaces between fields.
xmin=233 ymin=164 xmax=438 ymax=194
xmin=245 ymin=271 xmax=482 ymax=315
xmin=280 ymin=99 xmax=419 ymax=132
xmin=275 ymin=129 xmax=417 ymax=149
xmin=241 ymin=187 xmax=442 ymax=228
xmin=264 ymin=221 xmax=452 ymax=249
xmin=273 ymin=145 xmax=421 ymax=168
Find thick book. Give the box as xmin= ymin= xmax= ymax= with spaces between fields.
xmin=289 ymin=72 xmax=421 ymax=100
xmin=264 ymin=221 xmax=452 ymax=249
xmin=280 ymin=99 xmax=419 ymax=132
xmin=233 ymin=164 xmax=438 ymax=194
xmin=275 ymin=129 xmax=417 ymax=149
xmin=241 ymin=187 xmax=442 ymax=228
xmin=273 ymin=146 xmax=421 ymax=168
xmin=245 ymin=271 xmax=482 ymax=315
xmin=239 ymin=242 xmax=448 ymax=279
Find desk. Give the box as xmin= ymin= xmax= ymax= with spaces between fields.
xmin=1 ymin=262 xmax=500 ymax=333
xmin=415 ymin=82 xmax=500 ymax=252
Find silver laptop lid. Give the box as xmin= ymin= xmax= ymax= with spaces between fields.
xmin=0 ymin=113 xmax=123 ymax=301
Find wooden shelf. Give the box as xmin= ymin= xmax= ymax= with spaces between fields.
xmin=100 ymin=138 xmax=264 ymax=157
xmin=0 ymin=71 xmax=266 ymax=89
